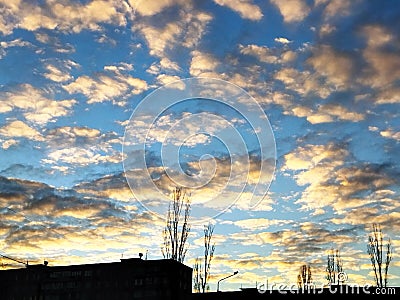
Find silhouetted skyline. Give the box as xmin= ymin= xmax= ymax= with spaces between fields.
xmin=0 ymin=0 xmax=399 ymax=291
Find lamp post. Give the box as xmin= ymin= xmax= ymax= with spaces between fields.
xmin=217 ymin=271 xmax=239 ymax=292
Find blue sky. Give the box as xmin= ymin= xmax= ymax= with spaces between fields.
xmin=0 ymin=0 xmax=399 ymax=291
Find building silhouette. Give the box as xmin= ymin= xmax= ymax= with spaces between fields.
xmin=0 ymin=256 xmax=192 ymax=300
xmin=1 ymin=257 xmax=398 ymax=299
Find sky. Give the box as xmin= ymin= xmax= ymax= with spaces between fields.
xmin=0 ymin=0 xmax=400 ymax=291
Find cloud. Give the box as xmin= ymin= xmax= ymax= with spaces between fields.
xmin=159 ymin=57 xmax=181 ymax=71
xmin=1 ymin=139 xmax=18 ymax=150
xmin=135 ymin=154 xmax=274 ymax=215
xmin=0 ymin=0 xmax=23 ymax=35
xmin=318 ymin=0 xmax=353 ymax=19
xmin=45 ymin=126 xmax=115 ymax=149
xmin=306 ymin=104 xmax=364 ymax=124
xmin=189 ymin=50 xmax=220 ymax=77
xmin=213 ymin=0 xmax=263 ymax=21
xmin=156 ymin=74 xmax=183 ymax=88
xmin=34 ymin=32 xmax=76 ymax=53
xmin=1 ymin=0 xmax=130 ymax=35
xmin=0 ymin=120 xmax=44 ymax=141
xmin=232 ymin=218 xmax=289 ymax=231
xmin=146 ymin=58 xmax=182 ymax=76
xmin=63 ymin=72 xmax=148 ymax=105
xmin=133 ymin=8 xmax=212 ymax=59
xmin=0 ymin=84 xmax=76 ymax=125
xmin=360 ymin=26 xmax=400 ymax=89
xmin=104 ymin=62 xmax=133 ymax=72
xmin=319 ymin=23 xmax=336 ymax=36
xmin=375 ymin=87 xmax=400 ymax=105
xmin=226 ymin=223 xmax=356 ymax=277
xmin=0 ymin=38 xmax=33 ymax=59
xmin=43 ymin=147 xmax=120 ymax=167
xmin=361 ymin=25 xmax=394 ymax=48
xmin=130 ymin=0 xmax=188 ymax=16
xmin=270 ymin=0 xmax=310 ymax=23
xmin=307 ymin=45 xmax=354 ymax=89
xmin=0 ymin=175 xmax=165 ymax=266
xmin=380 ymin=128 xmax=400 ymax=141
xmin=239 ymin=44 xmax=279 ymax=64
xmin=75 ymin=173 xmax=135 ymax=203
xmin=42 ymin=126 xmax=122 ymax=169
xmin=283 ymin=143 xmax=399 ymax=218
xmin=281 ymin=50 xmax=297 ymax=63
xmin=42 ymin=59 xmax=78 ymax=82
xmin=283 ymin=143 xmax=347 ymax=172
xmin=136 ymin=22 xmax=181 ymax=57
xmin=274 ymin=37 xmax=291 ymax=44
xmin=274 ymin=68 xmax=332 ymax=98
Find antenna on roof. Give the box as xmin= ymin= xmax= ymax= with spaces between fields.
xmin=0 ymin=253 xmax=28 ymax=268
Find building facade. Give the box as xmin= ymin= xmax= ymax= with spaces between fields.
xmin=0 ymin=257 xmax=192 ymax=300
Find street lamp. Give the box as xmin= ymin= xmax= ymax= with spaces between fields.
xmin=217 ymin=271 xmax=239 ymax=292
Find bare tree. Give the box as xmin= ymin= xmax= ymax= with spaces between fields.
xmin=193 ymin=223 xmax=215 ymax=293
xmin=193 ymin=258 xmax=201 ymax=293
xmin=297 ymin=264 xmax=312 ymax=289
xmin=367 ymin=223 xmax=393 ymax=287
xmin=326 ymin=248 xmax=344 ymax=285
xmin=161 ymin=187 xmax=191 ymax=263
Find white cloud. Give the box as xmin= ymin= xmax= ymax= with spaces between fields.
xmin=0 ymin=0 xmax=130 ymax=35
xmin=270 ymin=0 xmax=310 ymax=23
xmin=1 ymin=138 xmax=18 ymax=149
xmin=283 ymin=143 xmax=347 ymax=171
xmin=135 ymin=23 xmax=181 ymax=57
xmin=43 ymin=62 xmax=74 ymax=83
xmin=0 ymin=120 xmax=44 ymax=141
xmin=156 ymin=74 xmax=184 ymax=89
xmin=283 ymin=143 xmax=397 ymax=217
xmin=130 ymin=0 xmax=188 ymax=16
xmin=321 ymin=0 xmax=353 ymax=18
xmin=233 ymin=218 xmax=287 ymax=231
xmin=239 ymin=44 xmax=278 ymax=64
xmin=359 ymin=26 xmax=400 ymax=89
xmin=159 ymin=57 xmax=181 ymax=71
xmin=43 ymin=125 xmax=122 ymax=170
xmin=274 ymin=67 xmax=332 ymax=98
xmin=189 ymin=50 xmax=220 ymax=77
xmin=274 ymin=37 xmax=291 ymax=44
xmin=134 ymin=9 xmax=212 ymax=58
xmin=34 ymin=32 xmax=76 ymax=53
xmin=104 ymin=62 xmax=133 ymax=72
xmin=319 ymin=24 xmax=336 ymax=36
xmin=0 ymin=84 xmax=76 ymax=125
xmin=375 ymin=87 xmax=400 ymax=104
xmin=281 ymin=50 xmax=297 ymax=62
xmin=43 ymin=147 xmax=120 ymax=166
xmin=380 ymin=128 xmax=400 ymax=141
xmin=0 ymin=38 xmax=32 ymax=58
xmin=307 ymin=45 xmax=354 ymax=89
xmin=307 ymin=104 xmax=364 ymax=124
xmin=362 ymin=25 xmax=393 ymax=48
xmin=213 ymin=0 xmax=263 ymax=21
xmin=63 ymin=73 xmax=148 ymax=105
